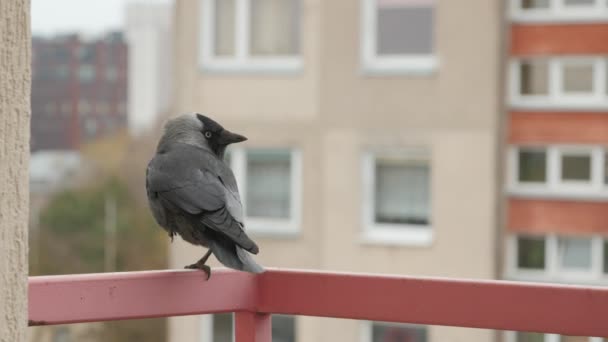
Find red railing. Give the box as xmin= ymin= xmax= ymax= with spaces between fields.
xmin=28 ymin=268 xmax=608 ymax=341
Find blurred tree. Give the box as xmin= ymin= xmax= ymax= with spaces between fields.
xmin=32 ymin=176 xmax=167 ymax=342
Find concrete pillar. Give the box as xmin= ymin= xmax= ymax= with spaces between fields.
xmin=0 ymin=0 xmax=31 ymax=341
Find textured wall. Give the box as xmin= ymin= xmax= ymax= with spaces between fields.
xmin=0 ymin=0 xmax=31 ymax=341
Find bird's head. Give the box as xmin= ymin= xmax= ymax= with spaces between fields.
xmin=158 ymin=113 xmax=247 ymax=158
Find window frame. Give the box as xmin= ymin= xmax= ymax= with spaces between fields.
xmin=506 ymin=234 xmax=608 ymax=284
xmin=359 ymin=0 xmax=438 ymax=75
xmin=509 ymin=57 xmax=608 ymax=110
xmin=510 ymin=0 xmax=608 ymax=23
xmin=228 ymin=147 xmax=302 ymax=237
xmin=508 ymin=145 xmax=608 ymax=199
xmin=199 ymin=0 xmax=303 ymax=73
xmin=361 ymin=149 xmax=433 ymax=246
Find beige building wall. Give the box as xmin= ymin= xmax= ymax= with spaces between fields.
xmin=170 ymin=0 xmax=504 ymax=341
xmin=0 ymin=0 xmax=31 ymax=341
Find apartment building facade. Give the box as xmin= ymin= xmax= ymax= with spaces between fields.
xmin=170 ymin=0 xmax=503 ymax=341
xmin=504 ymin=2 xmax=608 ymax=342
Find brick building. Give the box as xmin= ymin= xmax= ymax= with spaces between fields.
xmin=504 ymin=2 xmax=608 ymax=342
xmin=31 ymin=32 xmax=128 ymax=151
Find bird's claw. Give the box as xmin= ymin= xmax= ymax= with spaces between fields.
xmin=184 ymin=263 xmax=211 ymax=280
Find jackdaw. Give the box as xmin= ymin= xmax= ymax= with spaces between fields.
xmin=146 ymin=113 xmax=264 ymax=279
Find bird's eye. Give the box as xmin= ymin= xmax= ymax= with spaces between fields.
xmin=204 ymin=131 xmax=212 ymax=138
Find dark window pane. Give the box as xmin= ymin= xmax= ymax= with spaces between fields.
xmin=521 ymin=0 xmax=550 ymax=9
xmin=518 ymin=150 xmax=547 ymax=182
xmin=516 ymin=331 xmax=545 ymax=342
xmin=376 ymin=6 xmax=433 ymax=55
xmin=213 ymin=313 xmax=233 ymax=342
xmin=517 ymin=236 xmax=545 ymax=270
xmin=372 ymin=322 xmax=427 ymax=342
xmin=520 ymin=61 xmax=549 ymax=95
xmin=272 ymin=315 xmax=295 ymax=342
xmin=561 ymin=154 xmax=591 ymax=181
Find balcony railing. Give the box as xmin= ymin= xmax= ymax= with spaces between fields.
xmin=29 ymin=268 xmax=608 ymax=341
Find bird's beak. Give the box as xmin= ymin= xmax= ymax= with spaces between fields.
xmin=219 ymin=129 xmax=248 ymax=145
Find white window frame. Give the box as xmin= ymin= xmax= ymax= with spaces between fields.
xmin=361 ymin=321 xmax=428 ymax=342
xmin=509 ymin=57 xmax=608 ymax=110
xmin=510 ymin=0 xmax=608 ymax=23
xmin=360 ymin=0 xmax=438 ymax=75
xmin=199 ymin=0 xmax=303 ymax=73
xmin=361 ymin=149 xmax=433 ymax=246
xmin=505 ymin=331 xmax=604 ymax=342
xmin=228 ymin=147 xmax=302 ymax=236
xmin=508 ymin=145 xmax=608 ymax=200
xmin=506 ymin=234 xmax=608 ymax=284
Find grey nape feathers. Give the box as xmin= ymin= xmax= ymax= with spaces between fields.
xmin=146 ymin=113 xmax=264 ymax=279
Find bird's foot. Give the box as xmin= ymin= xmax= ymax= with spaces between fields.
xmin=185 ymin=263 xmax=211 ymax=280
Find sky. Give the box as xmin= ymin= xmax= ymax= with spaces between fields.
xmin=31 ymin=0 xmax=170 ymax=36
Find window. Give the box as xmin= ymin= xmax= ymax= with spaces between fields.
xmin=509 ymin=146 xmax=606 ymax=198
xmin=361 ymin=0 xmax=437 ymax=74
xmin=605 ymin=151 xmax=608 ymax=184
xmin=105 ymin=66 xmax=118 ymax=82
xmin=246 ymin=150 xmax=291 ymax=219
xmin=604 ymin=240 xmax=608 ymax=274
xmin=227 ymin=147 xmax=301 ymax=235
xmin=520 ymin=60 xmax=549 ymax=96
xmin=557 ymin=237 xmax=592 ymax=271
xmin=54 ymin=65 xmax=70 ymax=80
xmin=511 ymin=332 xmax=603 ymax=342
xmin=517 ymin=236 xmax=546 ymax=270
xmin=200 ymin=0 xmax=302 ymax=72
xmin=201 ymin=314 xmax=296 ymax=342
xmin=207 ymin=313 xmax=233 ymax=342
xmin=362 ymin=149 xmax=432 ymax=246
xmin=272 ymin=315 xmax=296 ymax=342
xmin=366 ymin=322 xmax=427 ymax=342
xmin=517 ymin=149 xmax=547 ymax=183
xmin=510 ymin=58 xmax=608 ymax=109
xmin=521 ymin=0 xmax=550 ymax=9
xmin=511 ymin=0 xmax=608 ymax=22
xmin=52 ymin=327 xmax=70 ymax=342
xmin=517 ymin=331 xmax=545 ymax=342
xmin=78 ymin=64 xmax=96 ymax=83
xmin=562 ymin=61 xmax=594 ymax=94
xmin=559 ymin=151 xmax=592 ymax=183
xmin=561 ymin=337 xmax=595 ymax=342
xmin=509 ymin=234 xmax=608 ymax=283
